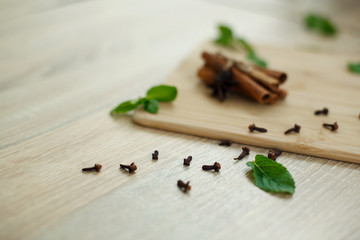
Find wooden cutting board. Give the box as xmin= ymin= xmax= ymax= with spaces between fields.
xmin=133 ymin=42 xmax=360 ymax=164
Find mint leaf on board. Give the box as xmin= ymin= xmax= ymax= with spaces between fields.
xmin=237 ymin=38 xmax=255 ymax=55
xmin=348 ymin=62 xmax=360 ymax=74
xmin=143 ymin=99 xmax=159 ymax=114
xmin=110 ymin=85 xmax=177 ymax=115
xmin=304 ymin=13 xmax=337 ymax=36
xmin=246 ymin=155 xmax=295 ymax=194
xmin=214 ymin=25 xmax=268 ymax=67
xmin=247 ymin=52 xmax=267 ymax=68
xmin=146 ymin=85 xmax=177 ymax=102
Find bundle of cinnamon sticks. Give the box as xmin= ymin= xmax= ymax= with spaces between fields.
xmin=197 ymin=52 xmax=288 ymax=104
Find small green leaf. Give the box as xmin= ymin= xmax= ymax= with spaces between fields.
xmin=247 ymin=52 xmax=267 ymax=68
xmin=238 ymin=38 xmax=255 ymax=55
xmin=304 ymin=13 xmax=337 ymax=36
xmin=146 ymin=85 xmax=177 ymax=102
xmin=143 ymin=99 xmax=159 ymax=114
xmin=246 ymin=155 xmax=295 ymax=194
xmin=214 ymin=25 xmax=234 ymax=46
xmin=110 ymin=100 xmax=141 ymax=114
xmin=348 ymin=62 xmax=360 ymax=74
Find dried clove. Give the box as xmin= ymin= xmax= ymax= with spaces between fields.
xmin=152 ymin=150 xmax=159 ymax=160
xmin=323 ymin=122 xmax=338 ymax=131
xmin=177 ymin=180 xmax=191 ymax=193
xmin=120 ymin=162 xmax=137 ymax=173
xmin=82 ymin=164 xmax=102 ymax=172
xmin=314 ymin=107 xmax=329 ymax=115
xmin=234 ymin=146 xmax=250 ymax=160
xmin=211 ymin=68 xmax=235 ymax=102
xmin=268 ymin=149 xmax=282 ymax=161
xmin=284 ymin=124 xmax=301 ymax=134
xmin=248 ymin=123 xmax=267 ymax=133
xmin=219 ymin=140 xmax=232 ymax=146
xmin=202 ymin=162 xmax=221 ymax=172
xmin=183 ymin=156 xmax=192 ymax=166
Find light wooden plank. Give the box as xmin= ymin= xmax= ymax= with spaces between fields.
xmin=133 ymin=42 xmax=360 ymax=163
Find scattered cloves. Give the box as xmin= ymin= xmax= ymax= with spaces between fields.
xmin=177 ymin=180 xmax=191 ymax=193
xmin=152 ymin=150 xmax=159 ymax=160
xmin=234 ymin=146 xmax=250 ymax=160
xmin=183 ymin=156 xmax=192 ymax=166
xmin=314 ymin=107 xmax=329 ymax=115
xmin=82 ymin=164 xmax=102 ymax=172
xmin=323 ymin=122 xmax=338 ymax=131
xmin=202 ymin=162 xmax=221 ymax=172
xmin=219 ymin=140 xmax=232 ymax=146
xmin=284 ymin=124 xmax=301 ymax=134
xmin=268 ymin=149 xmax=282 ymax=161
xmin=120 ymin=162 xmax=137 ymax=173
xmin=248 ymin=123 xmax=267 ymax=133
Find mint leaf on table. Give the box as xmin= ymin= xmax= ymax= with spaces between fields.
xmin=110 ymin=100 xmax=141 ymax=114
xmin=246 ymin=155 xmax=295 ymax=194
xmin=146 ymin=85 xmax=177 ymax=102
xmin=110 ymin=85 xmax=177 ymax=115
xmin=304 ymin=13 xmax=337 ymax=36
xmin=214 ymin=25 xmax=268 ymax=67
xmin=348 ymin=62 xmax=360 ymax=74
xmin=143 ymin=99 xmax=159 ymax=114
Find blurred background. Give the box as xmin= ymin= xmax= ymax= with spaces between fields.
xmin=1 ymin=0 xmax=360 ymax=239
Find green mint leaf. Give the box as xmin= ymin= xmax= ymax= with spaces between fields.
xmin=214 ymin=25 xmax=234 ymax=46
xmin=146 ymin=85 xmax=177 ymax=102
xmin=213 ymin=25 xmax=268 ymax=67
xmin=143 ymin=99 xmax=159 ymax=114
xmin=247 ymin=52 xmax=267 ymax=68
xmin=348 ymin=62 xmax=360 ymax=74
xmin=246 ymin=155 xmax=295 ymax=194
xmin=110 ymin=100 xmax=141 ymax=114
xmin=238 ymin=38 xmax=255 ymax=54
xmin=304 ymin=13 xmax=337 ymax=36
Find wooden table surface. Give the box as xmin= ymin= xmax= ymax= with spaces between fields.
xmin=1 ymin=0 xmax=359 ymax=239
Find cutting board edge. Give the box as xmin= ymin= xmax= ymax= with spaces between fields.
xmin=132 ymin=112 xmax=360 ymax=164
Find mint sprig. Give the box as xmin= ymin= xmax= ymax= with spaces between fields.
xmin=304 ymin=13 xmax=337 ymax=36
xmin=348 ymin=62 xmax=360 ymax=74
xmin=214 ymin=25 xmax=267 ymax=67
xmin=110 ymin=85 xmax=177 ymax=115
xmin=246 ymin=155 xmax=295 ymax=194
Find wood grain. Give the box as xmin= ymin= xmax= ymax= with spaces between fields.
xmin=0 ymin=0 xmax=359 ymax=239
xmin=133 ymin=42 xmax=360 ymax=163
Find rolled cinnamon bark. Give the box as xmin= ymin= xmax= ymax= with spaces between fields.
xmin=197 ymin=66 xmax=255 ymax=100
xmin=235 ymin=62 xmax=280 ymax=92
xmin=198 ymin=51 xmax=287 ymax=104
xmin=197 ymin=66 xmax=216 ymax=85
xmin=277 ymin=89 xmax=287 ymax=99
xmin=232 ymin=68 xmax=272 ymax=104
xmin=198 ymin=65 xmax=278 ymax=104
xmin=201 ymin=52 xmax=227 ymax=72
xmin=253 ymin=66 xmax=287 ymax=83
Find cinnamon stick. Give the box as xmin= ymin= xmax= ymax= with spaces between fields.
xmin=198 ymin=51 xmax=287 ymax=104
xmin=232 ymin=68 xmax=272 ymax=104
xmin=235 ymin=62 xmax=280 ymax=93
xmin=198 ymin=65 xmax=273 ymax=104
xmin=201 ymin=52 xmax=227 ymax=72
xmin=197 ymin=66 xmax=216 ymax=86
xmin=253 ymin=65 xmax=287 ymax=83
